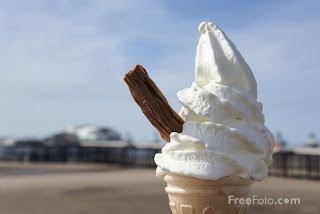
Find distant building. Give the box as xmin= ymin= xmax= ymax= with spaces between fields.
xmin=44 ymin=132 xmax=78 ymax=146
xmin=304 ymin=133 xmax=318 ymax=148
xmin=0 ymin=137 xmax=44 ymax=147
xmin=273 ymin=131 xmax=287 ymax=152
xmin=0 ymin=137 xmax=16 ymax=146
xmin=43 ymin=124 xmax=124 ymax=147
xmin=65 ymin=124 xmax=121 ymax=141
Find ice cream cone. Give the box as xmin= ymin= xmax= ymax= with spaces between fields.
xmin=164 ymin=174 xmax=254 ymax=214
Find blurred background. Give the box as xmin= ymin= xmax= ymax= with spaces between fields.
xmin=0 ymin=0 xmax=319 ymax=213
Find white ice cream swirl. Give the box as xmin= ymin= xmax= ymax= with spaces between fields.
xmin=154 ymin=22 xmax=274 ymax=181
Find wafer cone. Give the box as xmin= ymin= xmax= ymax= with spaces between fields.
xmin=164 ymin=174 xmax=254 ymax=214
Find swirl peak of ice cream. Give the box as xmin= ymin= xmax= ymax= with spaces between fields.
xmin=154 ymin=22 xmax=274 ymax=181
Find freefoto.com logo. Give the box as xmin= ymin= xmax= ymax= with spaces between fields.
xmin=228 ymin=195 xmax=300 ymax=205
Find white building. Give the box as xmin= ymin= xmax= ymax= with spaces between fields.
xmin=304 ymin=133 xmax=318 ymax=148
xmin=65 ymin=124 xmax=121 ymax=142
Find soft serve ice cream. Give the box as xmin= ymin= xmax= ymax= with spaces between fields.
xmin=154 ymin=22 xmax=274 ymax=182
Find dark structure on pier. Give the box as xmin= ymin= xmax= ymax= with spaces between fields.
xmin=0 ymin=144 xmax=319 ymax=180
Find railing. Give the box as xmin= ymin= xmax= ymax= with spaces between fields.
xmin=0 ymin=146 xmax=319 ymax=180
xmin=269 ymin=151 xmax=320 ymax=180
xmin=0 ymin=146 xmax=160 ymax=167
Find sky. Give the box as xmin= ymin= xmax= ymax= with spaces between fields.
xmin=0 ymin=0 xmax=319 ymax=146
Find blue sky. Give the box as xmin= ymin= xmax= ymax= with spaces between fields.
xmin=0 ymin=0 xmax=319 ymax=146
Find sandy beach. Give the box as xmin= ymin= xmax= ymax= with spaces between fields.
xmin=0 ymin=162 xmax=319 ymax=214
